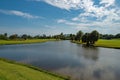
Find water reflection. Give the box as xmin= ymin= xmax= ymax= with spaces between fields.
xmin=82 ymin=47 xmax=99 ymax=61
xmin=75 ymin=44 xmax=99 ymax=61
xmin=0 ymin=41 xmax=120 ymax=80
xmin=54 ymin=61 xmax=119 ymax=80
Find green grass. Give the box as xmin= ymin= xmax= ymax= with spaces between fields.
xmin=0 ymin=58 xmax=69 ymax=80
xmin=72 ymin=39 xmax=120 ymax=49
xmin=0 ymin=39 xmax=55 ymax=45
xmin=95 ymin=39 xmax=120 ymax=49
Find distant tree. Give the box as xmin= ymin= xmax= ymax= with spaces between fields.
xmin=54 ymin=35 xmax=60 ymax=40
xmin=75 ymin=30 xmax=83 ymax=41
xmin=4 ymin=33 xmax=7 ymax=37
xmin=0 ymin=33 xmax=8 ymax=40
xmin=60 ymin=32 xmax=65 ymax=40
xmin=9 ymin=34 xmax=18 ymax=40
xmin=0 ymin=34 xmax=6 ymax=40
xmin=42 ymin=34 xmax=46 ymax=39
xmin=27 ymin=35 xmax=33 ymax=39
xmin=63 ymin=34 xmax=70 ymax=40
xmin=109 ymin=34 xmax=114 ymax=39
xmin=115 ymin=33 xmax=120 ymax=38
xmin=21 ymin=34 xmax=28 ymax=40
xmin=102 ymin=34 xmax=114 ymax=39
xmin=46 ymin=35 xmax=52 ymax=39
xmin=34 ymin=35 xmax=40 ymax=39
xmin=99 ymin=34 xmax=103 ymax=39
xmin=70 ymin=34 xmax=75 ymax=41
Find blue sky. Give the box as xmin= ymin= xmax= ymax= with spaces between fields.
xmin=0 ymin=0 xmax=120 ymax=35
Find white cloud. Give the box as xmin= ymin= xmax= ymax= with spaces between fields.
xmin=40 ymin=0 xmax=119 ymax=20
xmin=30 ymin=0 xmax=120 ymax=34
xmin=32 ymin=0 xmax=120 ymax=21
xmin=0 ymin=9 xmax=39 ymax=19
xmin=57 ymin=19 xmax=67 ymax=23
xmin=57 ymin=18 xmax=120 ymax=34
xmin=52 ymin=0 xmax=119 ymax=34
xmin=100 ymin=0 xmax=115 ymax=7
xmin=32 ymin=0 xmax=84 ymax=10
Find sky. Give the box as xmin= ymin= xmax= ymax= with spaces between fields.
xmin=0 ymin=0 xmax=120 ymax=35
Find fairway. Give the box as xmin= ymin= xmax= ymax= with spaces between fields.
xmin=0 ymin=59 xmax=67 ymax=80
xmin=0 ymin=39 xmax=55 ymax=45
xmin=72 ymin=39 xmax=120 ymax=49
xmin=95 ymin=39 xmax=120 ymax=49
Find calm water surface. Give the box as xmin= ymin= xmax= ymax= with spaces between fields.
xmin=0 ymin=41 xmax=120 ymax=80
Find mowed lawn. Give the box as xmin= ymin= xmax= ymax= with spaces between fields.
xmin=95 ymin=39 xmax=120 ymax=49
xmin=72 ymin=39 xmax=120 ymax=49
xmin=0 ymin=59 xmax=67 ymax=80
xmin=0 ymin=39 xmax=55 ymax=45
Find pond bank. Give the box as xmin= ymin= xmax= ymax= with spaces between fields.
xmin=0 ymin=58 xmax=69 ymax=80
xmin=0 ymin=40 xmax=120 ymax=80
xmin=0 ymin=39 xmax=56 ymax=45
xmin=72 ymin=39 xmax=120 ymax=49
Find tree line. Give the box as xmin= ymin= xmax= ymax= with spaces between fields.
xmin=0 ymin=33 xmax=73 ymax=40
xmin=0 ymin=31 xmax=120 ymax=42
xmin=0 ymin=33 xmax=54 ymax=40
xmin=99 ymin=34 xmax=120 ymax=39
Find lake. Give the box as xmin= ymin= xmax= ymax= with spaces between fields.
xmin=0 ymin=41 xmax=120 ymax=80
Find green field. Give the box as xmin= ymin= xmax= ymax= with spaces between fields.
xmin=0 ymin=39 xmax=55 ymax=45
xmin=72 ymin=39 xmax=120 ymax=49
xmin=95 ymin=39 xmax=120 ymax=49
xmin=0 ymin=59 xmax=68 ymax=80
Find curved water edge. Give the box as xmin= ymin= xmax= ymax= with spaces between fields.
xmin=0 ymin=58 xmax=69 ymax=80
xmin=71 ymin=40 xmax=120 ymax=49
xmin=0 ymin=39 xmax=56 ymax=45
xmin=0 ymin=40 xmax=120 ymax=80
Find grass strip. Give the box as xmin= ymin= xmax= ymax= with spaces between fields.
xmin=95 ymin=39 xmax=120 ymax=49
xmin=71 ymin=39 xmax=120 ymax=49
xmin=0 ymin=58 xmax=69 ymax=80
xmin=0 ymin=39 xmax=56 ymax=45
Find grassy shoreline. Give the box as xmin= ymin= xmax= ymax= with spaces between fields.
xmin=0 ymin=39 xmax=69 ymax=80
xmin=0 ymin=58 xmax=69 ymax=80
xmin=95 ymin=39 xmax=120 ymax=49
xmin=72 ymin=39 xmax=120 ymax=49
xmin=0 ymin=39 xmax=56 ymax=45
xmin=1 ymin=39 xmax=120 ymax=49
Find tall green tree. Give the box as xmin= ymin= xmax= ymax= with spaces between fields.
xmin=90 ymin=30 xmax=99 ymax=44
xmin=9 ymin=34 xmax=18 ymax=40
xmin=21 ymin=34 xmax=28 ymax=40
xmin=82 ymin=33 xmax=91 ymax=46
xmin=4 ymin=33 xmax=7 ymax=37
xmin=75 ymin=30 xmax=83 ymax=41
xmin=0 ymin=33 xmax=8 ymax=40
xmin=82 ymin=30 xmax=99 ymax=46
xmin=60 ymin=32 xmax=65 ymax=40
xmin=115 ymin=33 xmax=120 ymax=38
xmin=70 ymin=34 xmax=75 ymax=41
